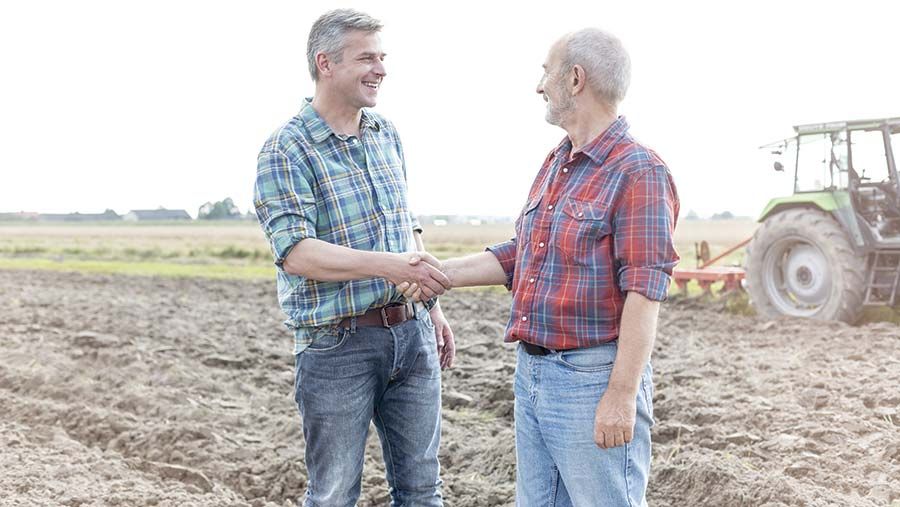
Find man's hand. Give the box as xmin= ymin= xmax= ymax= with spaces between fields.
xmin=385 ymin=252 xmax=451 ymax=299
xmin=396 ymin=252 xmax=448 ymax=301
xmin=429 ymin=304 xmax=455 ymax=369
xmin=593 ymin=386 xmax=637 ymax=449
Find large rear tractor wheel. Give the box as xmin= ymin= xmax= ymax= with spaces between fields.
xmin=745 ymin=208 xmax=867 ymax=323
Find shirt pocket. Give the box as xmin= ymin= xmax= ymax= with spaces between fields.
xmin=558 ymin=197 xmax=611 ymax=266
xmin=516 ymin=197 xmax=542 ymax=242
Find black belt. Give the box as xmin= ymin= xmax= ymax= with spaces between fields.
xmin=521 ymin=340 xmax=618 ymax=356
xmin=521 ymin=341 xmax=554 ymax=356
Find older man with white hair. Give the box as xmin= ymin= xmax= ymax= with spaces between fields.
xmin=404 ymin=28 xmax=679 ymax=505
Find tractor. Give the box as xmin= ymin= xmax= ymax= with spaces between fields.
xmin=746 ymin=117 xmax=900 ymax=323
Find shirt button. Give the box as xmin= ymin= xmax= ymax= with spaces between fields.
xmin=539 ymin=242 xmax=545 ymax=248
xmin=529 ymin=277 xmax=535 ymax=283
xmin=577 ymin=212 xmax=583 ymax=217
xmin=547 ymin=204 xmax=554 ymax=210
xmin=562 ymin=167 xmax=569 ymax=174
xmin=521 ymin=316 xmax=528 ymax=322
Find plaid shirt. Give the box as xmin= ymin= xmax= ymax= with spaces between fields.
xmin=254 ymin=99 xmax=420 ymax=353
xmin=487 ymin=117 xmax=679 ymax=350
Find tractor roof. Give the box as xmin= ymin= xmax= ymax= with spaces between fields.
xmin=794 ymin=117 xmax=900 ymax=135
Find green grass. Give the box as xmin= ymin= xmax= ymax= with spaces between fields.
xmin=0 ymin=258 xmax=274 ymax=280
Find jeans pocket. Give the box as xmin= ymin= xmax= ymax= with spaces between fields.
xmin=305 ymin=326 xmax=350 ymax=353
xmin=419 ymin=309 xmax=435 ymax=330
xmin=556 ymin=343 xmax=617 ymax=373
xmin=408 ymin=320 xmax=440 ymax=380
xmin=640 ymin=371 xmax=655 ymax=427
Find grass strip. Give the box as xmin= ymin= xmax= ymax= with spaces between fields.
xmin=0 ymin=258 xmax=273 ymax=280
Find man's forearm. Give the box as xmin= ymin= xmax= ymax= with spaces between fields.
xmin=608 ymin=291 xmax=659 ymax=394
xmin=443 ymin=252 xmax=508 ymax=288
xmin=282 ymin=238 xmax=396 ymax=281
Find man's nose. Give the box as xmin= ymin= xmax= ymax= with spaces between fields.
xmin=374 ymin=60 xmax=386 ymax=77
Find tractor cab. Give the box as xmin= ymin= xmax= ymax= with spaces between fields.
xmin=747 ymin=118 xmax=900 ymax=322
xmin=766 ymin=118 xmax=900 ymax=244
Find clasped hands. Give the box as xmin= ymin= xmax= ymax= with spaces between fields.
xmin=386 ymin=251 xmax=449 ymax=301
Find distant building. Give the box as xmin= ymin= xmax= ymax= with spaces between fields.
xmin=39 ymin=209 xmax=120 ymax=222
xmin=0 ymin=211 xmax=39 ymax=221
xmin=123 ymin=209 xmax=191 ymax=221
xmin=418 ymin=215 xmax=515 ymax=226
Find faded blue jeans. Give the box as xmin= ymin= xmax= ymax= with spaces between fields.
xmin=514 ymin=341 xmax=654 ymax=507
xmin=293 ymin=308 xmax=443 ymax=507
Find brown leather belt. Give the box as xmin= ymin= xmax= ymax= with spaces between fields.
xmin=338 ymin=302 xmax=417 ymax=329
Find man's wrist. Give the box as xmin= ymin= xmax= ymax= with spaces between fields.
xmin=441 ymin=258 xmax=460 ymax=288
xmin=606 ymin=381 xmax=639 ymax=397
xmin=370 ymin=251 xmax=403 ymax=279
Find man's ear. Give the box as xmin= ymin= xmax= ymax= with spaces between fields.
xmin=316 ymin=52 xmax=332 ymax=78
xmin=571 ymin=65 xmax=586 ymax=95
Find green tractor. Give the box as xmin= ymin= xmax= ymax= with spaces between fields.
xmin=746 ymin=117 xmax=900 ymax=322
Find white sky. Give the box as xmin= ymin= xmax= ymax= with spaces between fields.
xmin=2 ymin=0 xmax=899 ymax=218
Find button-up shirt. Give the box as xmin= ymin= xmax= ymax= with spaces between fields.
xmin=254 ymin=99 xmax=420 ymax=353
xmin=487 ymin=117 xmax=679 ymax=350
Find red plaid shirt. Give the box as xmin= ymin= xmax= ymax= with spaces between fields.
xmin=487 ymin=117 xmax=679 ymax=350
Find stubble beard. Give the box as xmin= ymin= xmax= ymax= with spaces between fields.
xmin=545 ymin=92 xmax=574 ymax=127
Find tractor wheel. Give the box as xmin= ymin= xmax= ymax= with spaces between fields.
xmin=745 ymin=208 xmax=867 ymax=323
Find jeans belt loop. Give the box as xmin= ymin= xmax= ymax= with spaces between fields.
xmin=380 ymin=306 xmax=391 ymax=327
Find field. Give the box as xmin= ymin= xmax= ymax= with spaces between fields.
xmin=0 ymin=218 xmax=757 ymax=280
xmin=3 ymin=219 xmax=899 ymax=506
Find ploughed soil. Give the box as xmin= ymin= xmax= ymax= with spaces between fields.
xmin=1 ymin=270 xmax=898 ymax=506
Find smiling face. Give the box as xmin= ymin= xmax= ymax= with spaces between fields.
xmin=325 ymin=30 xmax=386 ymax=109
xmin=536 ymin=38 xmax=574 ymax=126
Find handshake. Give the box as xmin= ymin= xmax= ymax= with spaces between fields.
xmin=385 ymin=251 xmax=452 ymax=302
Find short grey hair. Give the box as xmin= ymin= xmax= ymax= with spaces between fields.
xmin=306 ymin=9 xmax=383 ymax=81
xmin=563 ymin=28 xmax=631 ymax=106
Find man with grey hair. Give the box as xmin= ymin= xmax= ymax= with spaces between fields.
xmin=403 ymin=28 xmax=678 ymax=505
xmin=254 ymin=8 xmax=452 ymax=506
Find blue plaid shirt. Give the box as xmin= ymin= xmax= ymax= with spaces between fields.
xmin=254 ymin=99 xmax=421 ymax=353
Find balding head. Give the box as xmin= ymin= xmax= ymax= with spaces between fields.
xmin=561 ymin=28 xmax=631 ymax=106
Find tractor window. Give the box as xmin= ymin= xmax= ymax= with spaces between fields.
xmin=850 ymin=130 xmax=890 ymax=184
xmin=795 ymin=133 xmax=848 ymax=192
xmin=892 ymin=132 xmax=900 ymax=169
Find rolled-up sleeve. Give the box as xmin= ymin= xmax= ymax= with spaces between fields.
xmin=254 ymin=149 xmax=317 ymax=268
xmin=486 ymin=238 xmax=517 ymax=291
xmin=614 ymin=165 xmax=680 ymax=301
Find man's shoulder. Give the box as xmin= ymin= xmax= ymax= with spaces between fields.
xmin=259 ymin=113 xmax=315 ymax=157
xmin=609 ymin=136 xmax=670 ymax=177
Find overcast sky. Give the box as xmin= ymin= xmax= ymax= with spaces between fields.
xmin=2 ymin=0 xmax=899 ymax=218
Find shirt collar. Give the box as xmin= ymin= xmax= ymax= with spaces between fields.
xmin=555 ymin=116 xmax=630 ymax=165
xmin=300 ymin=98 xmax=381 ymax=144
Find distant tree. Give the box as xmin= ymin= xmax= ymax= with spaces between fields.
xmin=198 ymin=198 xmax=242 ymax=220
xmin=711 ymin=210 xmax=734 ymax=220
xmin=685 ymin=209 xmax=700 ymax=220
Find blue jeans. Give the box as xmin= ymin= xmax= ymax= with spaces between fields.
xmin=293 ymin=309 xmax=443 ymax=507
xmin=514 ymin=341 xmax=654 ymax=507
